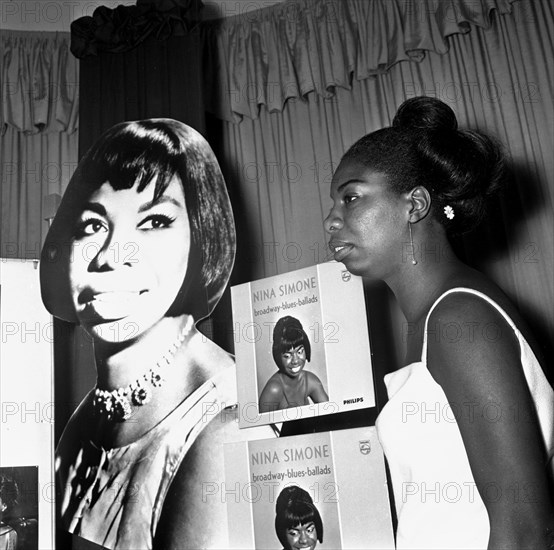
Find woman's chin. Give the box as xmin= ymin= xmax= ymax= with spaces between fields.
xmin=82 ymin=318 xmax=145 ymax=345
xmin=341 ymin=259 xmax=379 ymax=280
xmin=336 ymin=255 xmax=364 ymax=276
xmin=282 ymin=367 xmax=304 ymax=378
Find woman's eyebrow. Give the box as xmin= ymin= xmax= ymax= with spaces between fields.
xmin=138 ymin=195 xmax=183 ymax=213
xmin=330 ymin=179 xmax=363 ymax=198
xmin=337 ymin=179 xmax=363 ymax=192
xmin=82 ymin=202 xmax=106 ymax=216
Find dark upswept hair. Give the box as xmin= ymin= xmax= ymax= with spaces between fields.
xmin=272 ymin=316 xmax=312 ymax=367
xmin=275 ymin=486 xmax=323 ymax=549
xmin=40 ymin=119 xmax=235 ymax=323
xmin=342 ymin=96 xmax=507 ymax=235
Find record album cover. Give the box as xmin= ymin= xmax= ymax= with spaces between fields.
xmin=231 ymin=262 xmax=375 ymax=428
xmin=222 ymin=427 xmax=394 ymax=549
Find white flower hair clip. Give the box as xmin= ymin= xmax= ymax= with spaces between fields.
xmin=444 ymin=205 xmax=455 ymax=220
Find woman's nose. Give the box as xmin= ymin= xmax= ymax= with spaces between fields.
xmin=89 ymin=230 xmax=135 ymax=271
xmin=324 ymin=206 xmax=343 ymax=233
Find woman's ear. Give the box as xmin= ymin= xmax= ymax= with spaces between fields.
xmin=406 ymin=186 xmax=431 ymax=223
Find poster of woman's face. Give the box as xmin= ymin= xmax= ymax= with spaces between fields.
xmin=39 ymin=119 xmax=244 ymax=549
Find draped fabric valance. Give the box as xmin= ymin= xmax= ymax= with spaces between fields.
xmin=1 ymin=31 xmax=78 ymax=134
xmin=70 ymin=0 xmax=204 ymax=58
xmin=202 ymin=0 xmax=519 ymax=121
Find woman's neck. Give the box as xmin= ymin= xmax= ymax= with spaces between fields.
xmin=279 ymin=370 xmax=305 ymax=386
xmin=385 ymin=231 xmax=465 ymax=323
xmin=93 ymin=315 xmax=192 ymax=391
xmin=89 ymin=314 xmax=214 ymax=447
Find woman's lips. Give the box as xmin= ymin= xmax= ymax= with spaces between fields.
xmin=329 ymin=240 xmax=353 ymax=262
xmin=81 ymin=291 xmax=145 ymax=321
xmin=92 ymin=291 xmax=141 ymax=302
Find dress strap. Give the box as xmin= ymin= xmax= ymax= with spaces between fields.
xmin=421 ymin=287 xmax=520 ymax=363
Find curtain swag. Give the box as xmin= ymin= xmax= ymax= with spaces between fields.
xmin=202 ymin=0 xmax=519 ymax=121
xmin=70 ymin=0 xmax=204 ymax=58
xmin=1 ymin=31 xmax=79 ymax=134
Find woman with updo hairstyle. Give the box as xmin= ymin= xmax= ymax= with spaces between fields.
xmin=259 ymin=316 xmax=328 ymax=413
xmin=325 ymin=97 xmax=554 ymax=548
xmin=40 ymin=119 xmax=264 ymax=549
xmin=275 ymin=486 xmax=323 ymax=550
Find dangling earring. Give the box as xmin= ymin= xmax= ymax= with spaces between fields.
xmin=409 ymin=222 xmax=417 ymax=265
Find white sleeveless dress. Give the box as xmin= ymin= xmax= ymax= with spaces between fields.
xmin=375 ymin=288 xmax=554 ymax=549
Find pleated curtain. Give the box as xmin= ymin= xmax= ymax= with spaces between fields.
xmin=1 ymin=31 xmax=78 ymax=259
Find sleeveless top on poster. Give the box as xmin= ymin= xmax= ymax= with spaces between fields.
xmin=56 ymin=367 xmax=237 ymax=549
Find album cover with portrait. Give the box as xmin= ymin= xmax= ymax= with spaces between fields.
xmin=231 ymin=261 xmax=375 ymax=428
xmin=222 ymin=426 xmax=394 ymax=549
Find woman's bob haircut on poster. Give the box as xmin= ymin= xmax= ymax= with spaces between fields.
xmin=40 ymin=118 xmax=236 ymax=323
xmin=275 ymin=485 xmax=323 ymax=548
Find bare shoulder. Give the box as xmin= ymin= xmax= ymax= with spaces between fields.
xmin=305 ymin=370 xmax=324 ymax=385
xmin=260 ymin=373 xmax=283 ymax=395
xmin=428 ymin=289 xmax=515 ymax=331
xmin=189 ymin=329 xmax=235 ymax=369
xmin=153 ymin=406 xmax=241 ymax=549
xmin=426 ymin=290 xmax=521 ymax=386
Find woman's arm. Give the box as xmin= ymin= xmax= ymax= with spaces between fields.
xmin=427 ymin=293 xmax=554 ymax=549
xmin=306 ymin=372 xmax=329 ymax=403
xmin=153 ymin=408 xmax=236 ymax=549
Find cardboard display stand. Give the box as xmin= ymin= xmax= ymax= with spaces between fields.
xmin=0 ymin=259 xmax=55 ymax=550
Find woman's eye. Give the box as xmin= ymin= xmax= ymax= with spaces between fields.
xmin=307 ymin=525 xmax=315 ymax=534
xmin=76 ymin=218 xmax=107 ymax=236
xmin=139 ymin=214 xmax=175 ymax=230
xmin=344 ymin=194 xmax=358 ymax=205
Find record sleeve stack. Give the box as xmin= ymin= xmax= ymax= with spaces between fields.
xmin=227 ymin=262 xmax=395 ymax=549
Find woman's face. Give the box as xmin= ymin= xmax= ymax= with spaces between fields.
xmin=68 ymin=175 xmax=191 ymax=343
xmin=280 ymin=345 xmax=307 ymax=378
xmin=324 ymin=159 xmax=407 ymax=279
xmin=286 ymin=522 xmax=318 ymax=550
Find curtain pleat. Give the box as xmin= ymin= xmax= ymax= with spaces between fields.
xmin=202 ymin=0 xmax=518 ymax=121
xmin=1 ymin=31 xmax=78 ymax=259
xmin=1 ymin=128 xmax=78 ymax=258
xmin=214 ymin=0 xmax=554 ymax=375
xmin=1 ymin=31 xmax=78 ymax=133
